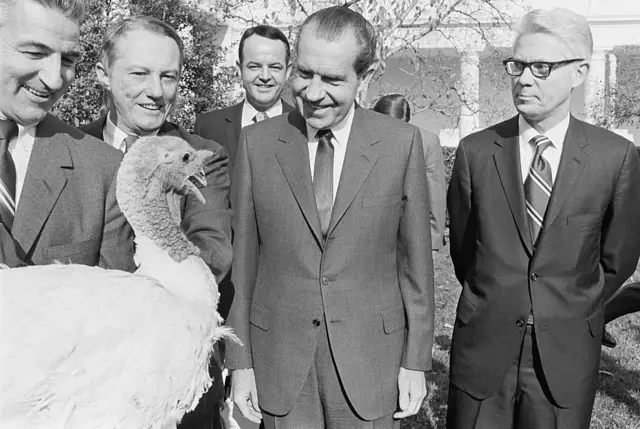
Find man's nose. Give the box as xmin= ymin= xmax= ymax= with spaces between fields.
xmin=39 ymin=55 xmax=65 ymax=92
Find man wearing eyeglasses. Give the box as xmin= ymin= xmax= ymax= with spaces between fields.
xmin=447 ymin=8 xmax=640 ymax=429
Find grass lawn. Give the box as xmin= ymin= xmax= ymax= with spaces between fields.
xmin=404 ymin=244 xmax=640 ymax=429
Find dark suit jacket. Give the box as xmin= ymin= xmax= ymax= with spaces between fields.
xmin=0 ymin=114 xmax=135 ymax=271
xmin=193 ymin=100 xmax=294 ymax=171
xmin=82 ymin=117 xmax=233 ymax=281
xmin=227 ymin=107 xmax=435 ymax=419
xmin=447 ymin=115 xmax=640 ymax=407
xmin=418 ymin=127 xmax=446 ymax=250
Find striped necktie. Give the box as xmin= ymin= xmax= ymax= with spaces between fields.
xmin=123 ymin=135 xmax=138 ymax=153
xmin=313 ymin=129 xmax=334 ymax=239
xmin=524 ymin=135 xmax=554 ymax=243
xmin=0 ymin=119 xmax=18 ymax=229
xmin=253 ymin=111 xmax=268 ymax=123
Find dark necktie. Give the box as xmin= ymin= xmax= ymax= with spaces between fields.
xmin=253 ymin=111 xmax=268 ymax=123
xmin=123 ymin=135 xmax=139 ymax=153
xmin=0 ymin=119 xmax=18 ymax=229
xmin=313 ymin=129 xmax=334 ymax=239
xmin=524 ymin=135 xmax=554 ymax=243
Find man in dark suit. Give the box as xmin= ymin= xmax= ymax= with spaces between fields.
xmin=447 ymin=8 xmax=640 ymax=429
xmin=228 ymin=7 xmax=434 ymax=429
xmin=0 ymin=0 xmax=134 ymax=271
xmin=602 ymin=147 xmax=640 ymax=347
xmin=80 ymin=16 xmax=232 ymax=429
xmin=194 ymin=25 xmax=294 ymax=170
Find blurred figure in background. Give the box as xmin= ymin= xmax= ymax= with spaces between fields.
xmin=372 ymin=94 xmax=446 ymax=250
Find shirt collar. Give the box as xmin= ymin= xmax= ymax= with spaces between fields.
xmin=105 ymin=113 xmax=131 ymax=148
xmin=0 ymin=111 xmax=37 ymax=138
xmin=518 ymin=114 xmax=570 ymax=152
xmin=242 ymin=99 xmax=283 ymax=124
xmin=306 ymin=103 xmax=356 ymax=148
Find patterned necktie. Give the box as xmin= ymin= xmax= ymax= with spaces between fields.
xmin=0 ymin=119 xmax=18 ymax=229
xmin=253 ymin=111 xmax=268 ymax=123
xmin=313 ymin=129 xmax=334 ymax=239
xmin=123 ymin=135 xmax=138 ymax=153
xmin=524 ymin=135 xmax=554 ymax=243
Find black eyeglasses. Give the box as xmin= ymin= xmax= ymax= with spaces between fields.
xmin=503 ymin=58 xmax=584 ymax=79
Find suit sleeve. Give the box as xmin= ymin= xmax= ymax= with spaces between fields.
xmin=226 ymin=128 xmax=259 ymax=369
xmin=181 ymin=145 xmax=233 ymax=281
xmin=600 ymin=142 xmax=640 ymax=302
xmin=193 ymin=115 xmax=203 ymax=137
xmin=398 ymin=128 xmax=435 ymax=371
xmin=424 ymin=133 xmax=446 ymax=251
xmin=447 ymin=140 xmax=475 ymax=285
xmin=99 ymin=158 xmax=136 ymax=272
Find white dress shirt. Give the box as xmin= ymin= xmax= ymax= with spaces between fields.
xmin=6 ymin=122 xmax=37 ymax=206
xmin=241 ymin=99 xmax=283 ymax=129
xmin=103 ymin=114 xmax=131 ymax=153
xmin=306 ymin=104 xmax=355 ymax=204
xmin=518 ymin=114 xmax=569 ymax=184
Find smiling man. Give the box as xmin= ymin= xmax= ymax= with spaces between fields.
xmin=447 ymin=8 xmax=640 ymax=429
xmin=227 ymin=6 xmax=434 ymax=429
xmin=0 ymin=0 xmax=134 ymax=271
xmin=80 ymin=16 xmax=232 ymax=429
xmin=194 ymin=25 xmax=293 ymax=172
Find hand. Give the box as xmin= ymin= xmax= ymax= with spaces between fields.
xmin=393 ymin=367 xmax=427 ymax=419
xmin=232 ymin=368 xmax=262 ymax=423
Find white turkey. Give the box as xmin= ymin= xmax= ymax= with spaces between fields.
xmin=0 ymin=135 xmax=237 ymax=429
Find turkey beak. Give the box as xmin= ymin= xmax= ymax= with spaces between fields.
xmin=185 ymin=180 xmax=206 ymax=205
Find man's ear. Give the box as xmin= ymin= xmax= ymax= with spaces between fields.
xmin=96 ymin=62 xmax=110 ymax=90
xmin=358 ymin=62 xmax=379 ymax=93
xmin=572 ymin=60 xmax=590 ymax=89
xmin=235 ymin=60 xmax=242 ymax=78
xmin=285 ymin=61 xmax=293 ymax=80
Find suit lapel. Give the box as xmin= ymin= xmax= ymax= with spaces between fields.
xmin=275 ymin=112 xmax=324 ymax=247
xmin=327 ymin=108 xmax=378 ymax=237
xmin=225 ymin=103 xmax=242 ymax=165
xmin=539 ymin=116 xmax=586 ymax=235
xmin=493 ymin=116 xmax=534 ymax=256
xmin=12 ymin=115 xmax=72 ymax=254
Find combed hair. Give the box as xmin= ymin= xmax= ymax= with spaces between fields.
xmin=238 ymin=24 xmax=291 ymax=64
xmin=515 ymin=8 xmax=593 ymax=61
xmin=372 ymin=94 xmax=411 ymax=123
xmin=299 ymin=6 xmax=377 ymax=77
xmin=0 ymin=0 xmax=85 ymax=25
xmin=99 ymin=15 xmax=184 ymax=72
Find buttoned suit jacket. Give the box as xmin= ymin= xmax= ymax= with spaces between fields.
xmin=447 ymin=115 xmax=640 ymax=408
xmin=193 ymin=100 xmax=294 ymax=171
xmin=0 ymin=114 xmax=135 ymax=271
xmin=226 ymin=107 xmax=435 ymax=420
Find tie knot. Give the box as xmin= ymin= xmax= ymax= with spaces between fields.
xmin=253 ymin=111 xmax=268 ymax=123
xmin=0 ymin=119 xmax=18 ymax=148
xmin=316 ymin=129 xmax=333 ymax=143
xmin=530 ymin=135 xmax=552 ymax=155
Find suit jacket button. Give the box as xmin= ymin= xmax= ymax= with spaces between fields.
xmin=530 ymin=273 xmax=538 ymax=281
xmin=321 ymin=277 xmax=330 ymax=285
xmin=516 ymin=319 xmax=525 ymax=328
xmin=312 ymin=319 xmax=321 ymax=327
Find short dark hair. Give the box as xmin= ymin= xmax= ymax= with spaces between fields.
xmin=299 ymin=6 xmax=377 ymax=77
xmin=372 ymin=94 xmax=411 ymax=123
xmin=238 ymin=24 xmax=291 ymax=64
